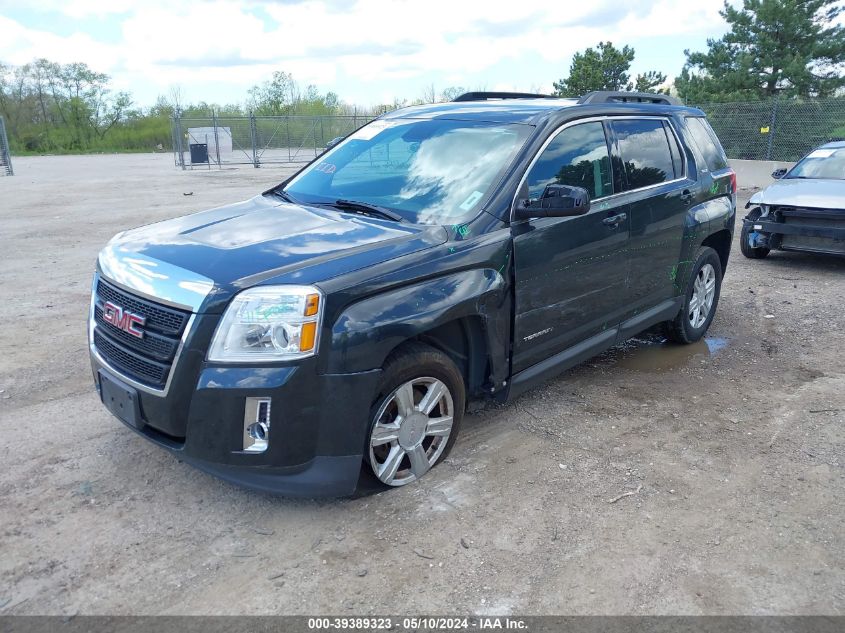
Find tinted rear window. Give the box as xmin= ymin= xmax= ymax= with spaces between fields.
xmin=613 ymin=119 xmax=676 ymax=190
xmin=686 ymin=117 xmax=728 ymax=171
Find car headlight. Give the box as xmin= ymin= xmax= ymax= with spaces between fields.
xmin=208 ymin=285 xmax=323 ymax=362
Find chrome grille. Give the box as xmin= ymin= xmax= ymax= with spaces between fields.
xmin=96 ymin=279 xmax=188 ymax=336
xmin=92 ymin=279 xmax=191 ymax=389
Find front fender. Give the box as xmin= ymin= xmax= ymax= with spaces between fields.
xmin=747 ymin=190 xmax=764 ymax=207
xmin=326 ymin=268 xmax=508 ymax=376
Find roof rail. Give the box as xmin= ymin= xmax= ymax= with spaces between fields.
xmin=577 ymin=91 xmax=682 ymax=106
xmin=452 ymin=91 xmax=556 ymax=102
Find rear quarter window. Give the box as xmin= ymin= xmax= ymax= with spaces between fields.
xmin=664 ymin=122 xmax=684 ymax=179
xmin=686 ymin=117 xmax=728 ymax=172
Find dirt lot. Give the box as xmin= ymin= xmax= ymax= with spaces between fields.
xmin=1 ymin=154 xmax=843 ymax=616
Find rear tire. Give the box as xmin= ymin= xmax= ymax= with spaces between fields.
xmin=665 ymin=246 xmax=723 ymax=344
xmin=740 ymin=208 xmax=770 ymax=259
xmin=365 ymin=342 xmax=465 ymax=488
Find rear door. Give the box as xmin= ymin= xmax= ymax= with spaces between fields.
xmin=511 ymin=119 xmax=629 ymax=373
xmin=609 ymin=118 xmax=692 ymax=313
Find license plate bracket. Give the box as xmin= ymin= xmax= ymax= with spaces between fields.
xmin=99 ymin=370 xmax=143 ymax=430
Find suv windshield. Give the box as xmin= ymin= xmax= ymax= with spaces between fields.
xmin=283 ymin=118 xmax=531 ymax=224
xmin=786 ymin=146 xmax=845 ymax=180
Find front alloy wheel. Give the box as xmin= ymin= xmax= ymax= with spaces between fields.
xmin=369 ymin=377 xmax=454 ymax=486
xmin=366 ymin=342 xmax=465 ymax=488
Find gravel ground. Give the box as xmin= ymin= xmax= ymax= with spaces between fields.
xmin=0 ymin=153 xmax=843 ymax=616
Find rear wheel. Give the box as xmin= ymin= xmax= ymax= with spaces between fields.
xmin=666 ymin=246 xmax=723 ymax=344
xmin=366 ymin=342 xmax=465 ymax=487
xmin=740 ymin=208 xmax=770 ymax=259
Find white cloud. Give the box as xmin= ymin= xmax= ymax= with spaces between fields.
xmin=0 ymin=15 xmax=117 ymax=69
xmin=120 ymin=2 xmax=267 ymax=66
xmin=0 ymin=0 xmax=141 ymax=18
xmin=51 ymin=0 xmax=139 ymax=19
xmin=0 ymin=0 xmax=734 ymax=105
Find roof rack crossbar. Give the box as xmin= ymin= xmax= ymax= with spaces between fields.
xmin=577 ymin=91 xmax=682 ymax=106
xmin=452 ymin=91 xmax=556 ymax=102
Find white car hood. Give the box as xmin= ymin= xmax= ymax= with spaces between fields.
xmin=749 ymin=178 xmax=845 ymax=209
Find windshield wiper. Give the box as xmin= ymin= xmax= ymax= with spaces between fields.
xmin=325 ymin=199 xmax=406 ymax=223
xmin=270 ymin=188 xmax=301 ymax=204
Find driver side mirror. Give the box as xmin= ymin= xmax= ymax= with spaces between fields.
xmin=514 ymin=184 xmax=591 ymax=220
xmin=771 ymin=167 xmax=788 ymax=179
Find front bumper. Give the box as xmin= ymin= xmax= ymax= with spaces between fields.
xmin=743 ymin=211 xmax=845 ymax=255
xmin=91 ymin=351 xmax=381 ymax=497
xmin=746 ymin=218 xmax=845 ymax=240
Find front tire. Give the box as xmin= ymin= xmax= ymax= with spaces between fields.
xmin=740 ymin=208 xmax=770 ymax=259
xmin=666 ymin=246 xmax=723 ymax=344
xmin=366 ymin=342 xmax=465 ymax=487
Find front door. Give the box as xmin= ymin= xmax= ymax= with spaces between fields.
xmin=512 ymin=120 xmax=629 ymax=373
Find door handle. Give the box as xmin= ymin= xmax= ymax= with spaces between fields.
xmin=680 ymin=189 xmax=693 ymax=205
xmin=602 ymin=213 xmax=627 ymax=227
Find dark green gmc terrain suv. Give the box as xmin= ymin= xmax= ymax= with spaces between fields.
xmin=89 ymin=91 xmax=736 ymax=495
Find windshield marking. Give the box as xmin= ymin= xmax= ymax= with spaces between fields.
xmin=808 ymin=149 xmax=835 ymax=159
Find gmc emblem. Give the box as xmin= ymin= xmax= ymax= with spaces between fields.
xmin=102 ymin=301 xmax=145 ymax=339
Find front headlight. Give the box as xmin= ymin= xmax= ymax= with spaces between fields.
xmin=208 ymin=285 xmax=323 ymax=362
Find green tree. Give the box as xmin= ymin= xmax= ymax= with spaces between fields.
xmin=0 ymin=62 xmax=43 ymax=140
xmin=0 ymin=58 xmax=137 ymax=152
xmin=676 ymin=0 xmax=845 ymax=102
xmin=324 ymin=91 xmax=340 ymax=109
xmin=632 ymin=70 xmax=667 ymax=93
xmin=247 ymin=70 xmax=341 ymax=116
xmin=45 ymin=62 xmax=131 ymax=147
xmin=440 ymin=86 xmax=466 ymax=101
xmin=248 ymin=70 xmax=297 ymax=114
xmin=553 ymin=41 xmax=667 ymax=97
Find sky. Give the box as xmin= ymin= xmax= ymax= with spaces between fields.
xmin=0 ymin=0 xmax=738 ymax=109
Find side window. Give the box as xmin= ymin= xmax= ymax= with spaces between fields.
xmin=525 ymin=121 xmax=612 ymax=201
xmin=685 ymin=117 xmax=728 ymax=171
xmin=613 ymin=119 xmax=676 ymax=190
xmin=664 ymin=122 xmax=684 ymax=179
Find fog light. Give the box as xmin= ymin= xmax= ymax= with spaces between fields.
xmin=243 ymin=397 xmax=271 ymax=453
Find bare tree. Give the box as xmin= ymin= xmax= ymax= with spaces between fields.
xmin=421 ymin=83 xmax=437 ymax=103
xmin=440 ymin=86 xmax=465 ymax=101
xmin=168 ymin=85 xmax=183 ymax=115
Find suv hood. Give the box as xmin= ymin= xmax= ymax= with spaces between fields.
xmin=750 ymin=178 xmax=845 ymax=209
xmin=98 ymin=195 xmax=447 ymax=312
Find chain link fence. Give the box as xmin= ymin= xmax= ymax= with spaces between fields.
xmin=171 ymin=112 xmax=376 ymax=169
xmin=0 ymin=116 xmax=13 ymax=176
xmin=170 ymin=98 xmax=845 ymax=169
xmin=693 ymin=97 xmax=845 ymax=162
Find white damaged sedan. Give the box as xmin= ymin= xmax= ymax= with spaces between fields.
xmin=741 ymin=141 xmax=845 ymax=258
